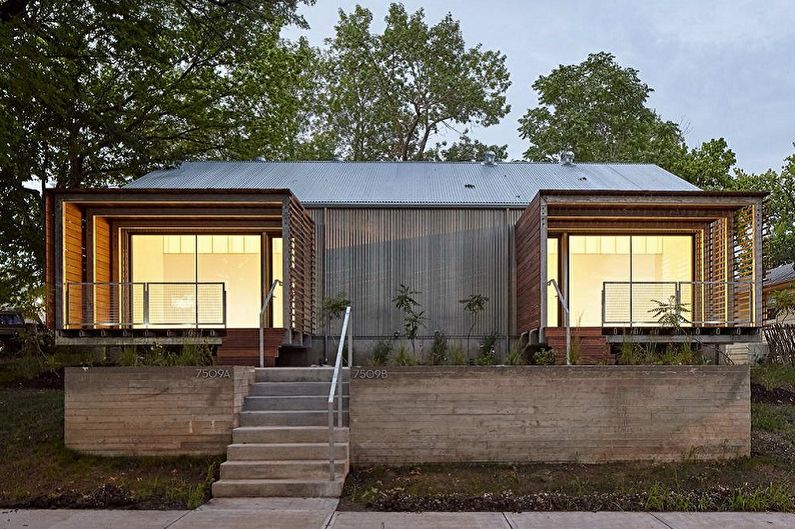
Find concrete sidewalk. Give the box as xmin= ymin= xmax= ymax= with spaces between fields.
xmin=3 ymin=501 xmax=795 ymax=529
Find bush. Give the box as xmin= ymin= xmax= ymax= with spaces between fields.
xmin=393 ymin=344 xmax=417 ymax=366
xmin=448 ymin=342 xmax=467 ymax=365
xmin=532 ymin=348 xmax=555 ymax=365
xmin=116 ymin=344 xmax=214 ymax=367
xmin=369 ymin=340 xmax=392 ymax=366
xmin=475 ymin=333 xmax=499 ymax=365
xmin=505 ymin=339 xmax=526 ymax=365
xmin=429 ymin=331 xmax=448 ymax=365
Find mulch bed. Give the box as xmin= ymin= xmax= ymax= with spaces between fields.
xmin=5 ymin=484 xmax=188 ymax=510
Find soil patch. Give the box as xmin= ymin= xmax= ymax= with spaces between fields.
xmin=752 ymin=382 xmax=795 ymax=405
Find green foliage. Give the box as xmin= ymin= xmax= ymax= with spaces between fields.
xmin=729 ymin=483 xmax=794 ymax=512
xmin=369 ymin=340 xmax=393 ymax=367
xmin=177 ymin=343 xmax=213 ymax=366
xmin=393 ymin=344 xmax=417 ymax=366
xmin=505 ymin=339 xmax=527 ymax=365
xmin=532 ymin=348 xmax=556 ymax=365
xmin=428 ymin=331 xmax=448 ymax=365
xmin=618 ymin=340 xmax=705 ymax=366
xmin=316 ymin=3 xmax=511 ymax=161
xmin=518 ymin=52 xmax=683 ymax=165
xmin=425 ymin=134 xmax=508 ymax=162
xmin=751 ymin=364 xmax=795 ymax=391
xmin=475 ymin=332 xmax=499 ymax=365
xmin=770 ymin=287 xmax=795 ymax=322
xmin=460 ymin=294 xmax=489 ymax=356
xmin=116 ymin=344 xmax=213 ymax=367
xmin=392 ymin=284 xmax=426 ymax=354
xmin=648 ymin=295 xmax=690 ymax=330
xmin=0 ymin=0 xmax=311 ymax=306
xmin=321 ymin=292 xmax=351 ymax=323
xmin=448 ymin=342 xmax=467 ymax=365
xmin=751 ymin=403 xmax=788 ymax=433
xmin=118 ymin=346 xmax=140 ymax=367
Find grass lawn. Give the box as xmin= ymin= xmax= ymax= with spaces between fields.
xmin=339 ymin=365 xmax=795 ymax=512
xmin=0 ymin=386 xmax=223 ymax=509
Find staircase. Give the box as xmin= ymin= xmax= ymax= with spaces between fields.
xmin=545 ymin=327 xmax=613 ymax=364
xmin=212 ymin=367 xmax=350 ymax=498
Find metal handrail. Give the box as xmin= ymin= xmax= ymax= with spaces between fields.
xmin=258 ymin=280 xmax=283 ymax=368
xmin=602 ymin=280 xmax=756 ymax=327
xmin=548 ymin=279 xmax=571 ymax=365
xmin=327 ymin=306 xmax=351 ymax=481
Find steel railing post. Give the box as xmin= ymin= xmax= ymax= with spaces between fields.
xmin=347 ymin=311 xmax=353 ymax=368
xmin=143 ymin=283 xmax=149 ymax=328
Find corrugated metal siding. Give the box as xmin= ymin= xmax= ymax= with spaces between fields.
xmin=125 ymin=161 xmax=700 ymax=205
xmin=309 ymin=207 xmax=522 ymax=338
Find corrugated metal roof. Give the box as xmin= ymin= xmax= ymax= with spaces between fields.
xmin=765 ymin=263 xmax=795 ymax=287
xmin=124 ymin=160 xmax=700 ymax=206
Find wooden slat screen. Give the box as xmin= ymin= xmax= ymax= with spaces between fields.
xmin=515 ymin=194 xmax=542 ymax=334
xmin=288 ymin=196 xmax=316 ymax=336
xmin=93 ymin=216 xmax=112 ymax=325
xmin=732 ymin=205 xmax=755 ymax=325
xmin=63 ymin=202 xmax=85 ymax=327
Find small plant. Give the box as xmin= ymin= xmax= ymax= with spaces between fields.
xmin=428 ymin=330 xmax=448 ymax=365
xmin=448 ymin=342 xmax=467 ymax=365
xmin=393 ymin=344 xmax=417 ymax=366
xmin=392 ymin=284 xmax=426 ymax=355
xmin=459 ymin=294 xmax=489 ymax=356
xmin=505 ymin=339 xmax=527 ymax=365
xmin=369 ymin=340 xmax=392 ymax=366
xmin=770 ymin=288 xmax=795 ymax=322
xmin=321 ymin=292 xmax=351 ymax=362
xmin=118 ymin=345 xmax=140 ymax=366
xmin=618 ymin=339 xmax=645 ymax=365
xmin=177 ymin=343 xmax=213 ymax=366
xmin=649 ymin=295 xmax=690 ymax=330
xmin=569 ymin=336 xmax=582 ymax=365
xmin=475 ymin=332 xmax=499 ymax=365
xmin=532 ymin=348 xmax=555 ymax=365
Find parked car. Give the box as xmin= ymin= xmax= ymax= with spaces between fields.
xmin=0 ymin=309 xmax=38 ymax=356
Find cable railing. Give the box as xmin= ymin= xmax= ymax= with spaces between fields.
xmin=327 ymin=306 xmax=352 ymax=481
xmin=63 ymin=282 xmax=226 ymax=329
xmin=258 ymin=280 xmax=283 ymax=368
xmin=602 ymin=281 xmax=755 ymax=327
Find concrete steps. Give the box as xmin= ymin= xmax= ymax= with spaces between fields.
xmin=212 ymin=367 xmax=350 ymax=499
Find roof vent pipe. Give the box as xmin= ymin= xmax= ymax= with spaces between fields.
xmin=559 ymin=151 xmax=575 ymax=165
xmin=482 ymin=151 xmax=497 ymax=166
xmin=254 ymin=156 xmax=267 ymax=162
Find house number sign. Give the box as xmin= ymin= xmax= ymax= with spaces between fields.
xmin=352 ymin=369 xmax=388 ymax=379
xmin=194 ymin=368 xmax=232 ymax=378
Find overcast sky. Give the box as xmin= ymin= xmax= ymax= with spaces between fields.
xmin=283 ymin=0 xmax=795 ymax=173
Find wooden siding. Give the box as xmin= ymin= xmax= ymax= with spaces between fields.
xmin=63 ymin=202 xmax=84 ymax=327
xmin=515 ymin=194 xmax=542 ymax=335
xmin=44 ymin=193 xmax=55 ymax=329
xmin=93 ymin=216 xmax=112 ymax=325
xmin=307 ymin=207 xmax=521 ymax=339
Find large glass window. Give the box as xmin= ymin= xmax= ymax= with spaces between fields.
xmin=131 ymin=234 xmax=262 ymax=328
xmin=567 ymin=235 xmax=692 ymax=326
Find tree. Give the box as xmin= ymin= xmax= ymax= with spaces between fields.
xmin=425 ymin=134 xmax=508 ymax=162
xmin=392 ymin=284 xmax=426 ymax=355
xmin=731 ymin=149 xmax=795 ymax=267
xmin=669 ymin=138 xmax=738 ymax=190
xmin=459 ymin=293 xmax=488 ymax=356
xmin=518 ymin=52 xmax=683 ymax=164
xmin=0 ymin=0 xmax=310 ymax=306
xmin=317 ymin=3 xmax=511 ymax=161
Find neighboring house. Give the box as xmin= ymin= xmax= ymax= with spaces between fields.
xmin=44 ymin=159 xmax=766 ymax=365
xmin=763 ymin=263 xmax=795 ymax=324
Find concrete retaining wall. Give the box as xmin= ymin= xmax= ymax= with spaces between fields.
xmin=349 ymin=365 xmax=750 ymax=465
xmin=65 ymin=366 xmax=253 ymax=456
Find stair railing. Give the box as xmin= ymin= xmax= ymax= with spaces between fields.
xmin=327 ymin=305 xmax=352 ymax=481
xmin=548 ymin=279 xmax=571 ymax=365
xmin=259 ymin=280 xmax=282 ymax=368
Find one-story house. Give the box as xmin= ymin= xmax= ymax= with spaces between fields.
xmin=44 ymin=158 xmax=766 ymax=365
xmin=763 ymin=263 xmax=795 ymax=324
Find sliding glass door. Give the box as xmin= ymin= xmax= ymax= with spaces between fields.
xmin=131 ymin=234 xmax=262 ymax=328
xmin=566 ymin=235 xmax=693 ymax=326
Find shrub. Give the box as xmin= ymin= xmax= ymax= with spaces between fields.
xmin=448 ymin=342 xmax=467 ymax=365
xmin=392 ymin=284 xmax=426 ymax=355
xmin=177 ymin=343 xmax=213 ymax=366
xmin=475 ymin=333 xmax=499 ymax=365
xmin=369 ymin=340 xmax=392 ymax=366
xmin=118 ymin=346 xmax=140 ymax=367
xmin=505 ymin=339 xmax=526 ymax=365
xmin=532 ymin=348 xmax=555 ymax=365
xmin=428 ymin=330 xmax=448 ymax=365
xmin=393 ymin=344 xmax=417 ymax=366
xmin=459 ymin=294 xmax=489 ymax=356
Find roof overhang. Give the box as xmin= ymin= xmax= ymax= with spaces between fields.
xmin=536 ymin=189 xmax=767 ymax=209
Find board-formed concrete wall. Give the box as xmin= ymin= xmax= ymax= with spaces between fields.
xmin=349 ymin=365 xmax=750 ymax=465
xmin=65 ymin=366 xmax=253 ymax=456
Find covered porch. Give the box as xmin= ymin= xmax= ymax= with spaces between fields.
xmin=516 ymin=190 xmax=766 ymax=362
xmin=44 ymin=189 xmax=315 ymax=366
